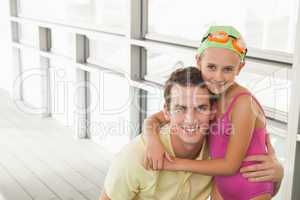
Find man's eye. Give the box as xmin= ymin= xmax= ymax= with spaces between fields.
xmin=174 ymin=107 xmax=185 ymax=113
xmin=196 ymin=106 xmax=208 ymax=112
xmin=207 ymin=65 xmax=216 ymax=70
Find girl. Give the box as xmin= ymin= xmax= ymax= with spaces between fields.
xmin=143 ymin=26 xmax=283 ymax=200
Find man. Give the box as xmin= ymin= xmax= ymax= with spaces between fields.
xmin=99 ymin=67 xmax=281 ymax=200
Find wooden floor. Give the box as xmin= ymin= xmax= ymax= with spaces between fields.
xmin=0 ymin=89 xmax=112 ymax=200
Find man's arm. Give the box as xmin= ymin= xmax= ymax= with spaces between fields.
xmin=99 ymin=191 xmax=111 ymax=200
xmin=210 ymin=181 xmax=223 ymax=200
xmin=240 ymin=134 xmax=284 ymax=196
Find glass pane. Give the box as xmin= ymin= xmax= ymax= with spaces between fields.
xmin=0 ymin=1 xmax=12 ymax=90
xmin=20 ymin=50 xmax=43 ymax=111
xmin=146 ymin=49 xmax=195 ymax=84
xmin=270 ymin=135 xmax=286 ymax=163
xmin=18 ymin=0 xmax=128 ymax=32
xmin=51 ymin=30 xmax=75 ymax=59
xmin=148 ymin=0 xmax=298 ymax=52
xmin=146 ymin=89 xmax=164 ymax=117
xmin=88 ymin=37 xmax=128 ymax=74
xmin=237 ymin=62 xmax=291 ymax=122
xmin=89 ymin=71 xmax=131 ymax=153
xmin=269 ymin=135 xmax=286 ymax=200
xmin=19 ymin=24 xmax=39 ymax=48
xmin=50 ymin=59 xmax=77 ymax=128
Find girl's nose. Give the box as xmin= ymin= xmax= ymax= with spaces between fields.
xmin=215 ymin=70 xmax=224 ymax=82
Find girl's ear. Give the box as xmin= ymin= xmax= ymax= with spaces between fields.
xmin=195 ymin=54 xmax=202 ymax=70
xmin=237 ymin=61 xmax=245 ymax=75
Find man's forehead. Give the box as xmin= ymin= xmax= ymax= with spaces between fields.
xmin=170 ymin=85 xmax=210 ymax=101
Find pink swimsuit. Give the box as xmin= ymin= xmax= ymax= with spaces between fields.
xmin=209 ymin=92 xmax=274 ymax=200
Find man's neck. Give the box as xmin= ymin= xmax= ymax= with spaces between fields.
xmin=170 ymin=134 xmax=204 ymax=160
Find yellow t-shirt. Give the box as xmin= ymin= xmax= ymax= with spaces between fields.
xmin=104 ymin=127 xmax=213 ymax=200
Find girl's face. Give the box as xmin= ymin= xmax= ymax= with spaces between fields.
xmin=196 ymin=47 xmax=245 ymax=95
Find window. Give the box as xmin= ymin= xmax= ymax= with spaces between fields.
xmin=237 ymin=62 xmax=291 ymax=122
xmin=146 ymin=48 xmax=195 ymax=84
xmin=19 ymin=24 xmax=39 ymax=48
xmin=51 ymin=30 xmax=75 ymax=59
xmin=18 ymin=0 xmax=128 ymax=33
xmin=20 ymin=50 xmax=43 ymax=110
xmin=88 ymin=37 xmax=128 ymax=74
xmin=50 ymin=59 xmax=77 ymax=128
xmin=148 ymin=0 xmax=298 ymax=52
xmin=146 ymin=89 xmax=164 ymax=117
xmin=89 ymin=71 xmax=131 ymax=153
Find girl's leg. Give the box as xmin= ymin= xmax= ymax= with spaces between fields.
xmin=250 ymin=194 xmax=271 ymax=200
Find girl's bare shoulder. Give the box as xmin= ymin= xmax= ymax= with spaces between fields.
xmin=227 ymin=85 xmax=255 ymax=115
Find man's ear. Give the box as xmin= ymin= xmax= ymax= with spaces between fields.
xmin=237 ymin=61 xmax=245 ymax=75
xmin=163 ymin=104 xmax=170 ymax=121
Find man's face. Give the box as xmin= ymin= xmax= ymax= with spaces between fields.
xmin=165 ymin=84 xmax=211 ymax=145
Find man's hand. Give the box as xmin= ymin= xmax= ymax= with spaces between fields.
xmin=240 ymin=134 xmax=283 ymax=196
xmin=240 ymin=135 xmax=283 ymax=183
xmin=99 ymin=192 xmax=111 ymax=200
xmin=144 ymin=140 xmax=173 ymax=170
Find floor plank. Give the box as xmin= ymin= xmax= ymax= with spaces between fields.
xmin=0 ymin=90 xmax=112 ymax=200
xmin=0 ymin=150 xmax=58 ymax=200
xmin=0 ymin=163 xmax=33 ymax=200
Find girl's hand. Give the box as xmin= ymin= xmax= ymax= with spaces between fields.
xmin=240 ymin=135 xmax=284 ymax=183
xmin=163 ymin=157 xmax=181 ymax=171
xmin=144 ymin=139 xmax=173 ymax=170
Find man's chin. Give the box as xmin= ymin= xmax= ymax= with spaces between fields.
xmin=179 ymin=132 xmax=204 ymax=144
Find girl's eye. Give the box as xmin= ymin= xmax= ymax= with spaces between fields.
xmin=223 ymin=67 xmax=233 ymax=72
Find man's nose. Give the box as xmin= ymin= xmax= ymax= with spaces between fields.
xmin=184 ymin=109 xmax=196 ymax=123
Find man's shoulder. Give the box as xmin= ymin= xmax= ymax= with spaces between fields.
xmin=110 ymin=126 xmax=172 ymax=171
xmin=107 ymin=135 xmax=159 ymax=185
xmin=113 ymin=135 xmax=145 ymax=164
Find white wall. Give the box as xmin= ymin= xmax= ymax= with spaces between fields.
xmin=0 ymin=1 xmax=13 ymax=94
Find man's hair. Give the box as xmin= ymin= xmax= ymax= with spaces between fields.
xmin=164 ymin=66 xmax=207 ymax=110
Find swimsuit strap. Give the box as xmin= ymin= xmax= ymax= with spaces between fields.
xmin=224 ymin=92 xmax=266 ymax=117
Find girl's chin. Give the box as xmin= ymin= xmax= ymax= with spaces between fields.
xmin=208 ymin=84 xmax=233 ymax=95
xmin=208 ymin=87 xmax=225 ymax=95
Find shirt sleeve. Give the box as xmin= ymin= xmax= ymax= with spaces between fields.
xmin=104 ymin=153 xmax=140 ymax=200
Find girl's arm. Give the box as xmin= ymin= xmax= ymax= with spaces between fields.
xmin=143 ymin=111 xmax=171 ymax=170
xmin=164 ymin=95 xmax=256 ymax=176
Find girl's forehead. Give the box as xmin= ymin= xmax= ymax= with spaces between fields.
xmin=202 ymin=47 xmax=241 ymax=62
xmin=201 ymin=49 xmax=241 ymax=67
